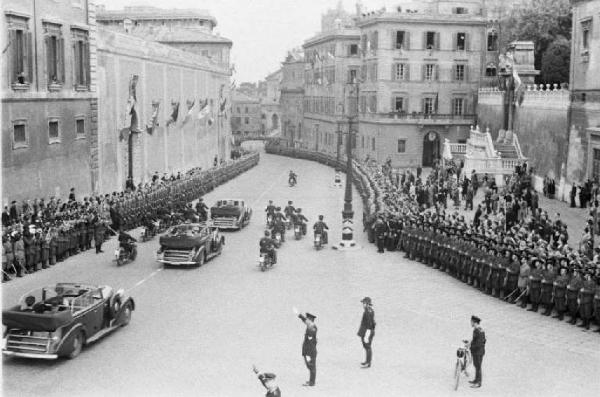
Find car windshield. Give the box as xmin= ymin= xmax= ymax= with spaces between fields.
xmin=18 ymin=283 xmax=96 ymax=312
xmin=167 ymin=224 xmax=204 ymax=236
xmin=216 ymin=200 xmax=240 ymax=207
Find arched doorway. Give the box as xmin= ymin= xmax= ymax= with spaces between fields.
xmin=271 ymin=113 xmax=279 ymax=130
xmin=422 ymin=131 xmax=440 ymax=167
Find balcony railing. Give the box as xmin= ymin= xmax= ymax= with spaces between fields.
xmin=449 ymin=143 xmax=467 ymax=154
xmin=361 ymin=111 xmax=476 ymax=122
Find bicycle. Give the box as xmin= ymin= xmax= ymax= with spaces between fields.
xmin=454 ymin=339 xmax=472 ymax=390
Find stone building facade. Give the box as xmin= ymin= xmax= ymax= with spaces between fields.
xmin=297 ymin=0 xmax=494 ymax=167
xmin=231 ymin=91 xmax=261 ymax=135
xmin=280 ymin=50 xmax=305 ymax=146
xmin=568 ymin=0 xmax=600 ymax=183
xmin=96 ymin=28 xmax=232 ymax=194
xmin=260 ymin=69 xmax=282 ymax=134
xmin=95 ymin=5 xmax=232 ymax=69
xmin=1 ymin=0 xmax=97 ymax=202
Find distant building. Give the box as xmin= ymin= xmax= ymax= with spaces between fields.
xmin=96 ymin=5 xmax=232 ymax=68
xmin=280 ymin=49 xmax=305 ymax=146
xmin=1 ymin=0 xmax=97 ymax=201
xmin=569 ymin=0 xmax=600 ymax=182
xmin=231 ymin=91 xmax=261 ymax=136
xmin=260 ymin=69 xmax=282 ymax=134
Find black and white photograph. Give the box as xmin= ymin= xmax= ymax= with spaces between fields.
xmin=1 ymin=0 xmax=599 ymax=396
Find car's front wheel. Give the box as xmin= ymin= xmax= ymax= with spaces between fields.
xmin=197 ymin=250 xmax=205 ymax=267
xmin=67 ymin=331 xmax=84 ymax=359
xmin=121 ymin=305 xmax=132 ymax=326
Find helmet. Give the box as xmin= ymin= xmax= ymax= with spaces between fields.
xmin=319 ymin=215 xmax=324 ymax=220
xmin=288 ymin=200 xmax=292 ymax=204
xmin=264 ymin=230 xmax=270 ymax=237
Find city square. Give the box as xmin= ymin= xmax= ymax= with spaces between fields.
xmin=2 ymin=0 xmax=600 ymax=396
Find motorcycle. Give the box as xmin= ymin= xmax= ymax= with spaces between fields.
xmin=288 ymin=178 xmax=296 ymax=187
xmin=294 ymin=223 xmax=302 ymax=240
xmin=274 ymin=231 xmax=282 ymax=248
xmin=266 ymin=214 xmax=274 ymax=228
xmin=140 ymin=225 xmax=155 ymax=242
xmin=258 ymin=252 xmax=274 ymax=272
xmin=285 ymin=217 xmax=293 ymax=230
xmin=115 ymin=243 xmax=137 ymax=266
xmin=314 ymin=233 xmax=322 ymax=250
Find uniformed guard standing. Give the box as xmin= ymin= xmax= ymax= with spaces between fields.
xmin=357 ymin=297 xmax=376 ymax=368
xmin=293 ymin=308 xmax=317 ymax=387
xmin=372 ymin=215 xmax=388 ymax=253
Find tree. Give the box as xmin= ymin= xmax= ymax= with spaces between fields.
xmin=499 ymin=0 xmax=572 ymax=82
xmin=541 ymin=37 xmax=571 ymax=85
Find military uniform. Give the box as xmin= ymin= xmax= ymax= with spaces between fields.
xmin=298 ymin=313 xmax=317 ymax=386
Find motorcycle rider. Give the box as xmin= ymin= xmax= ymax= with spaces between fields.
xmin=118 ymin=228 xmax=137 ymax=258
xmin=259 ymin=230 xmax=277 ymax=264
xmin=183 ymin=203 xmax=198 ymax=222
xmin=272 ymin=213 xmax=286 ymax=243
xmin=196 ymin=198 xmax=209 ymax=222
xmin=284 ymin=201 xmax=296 ymax=219
xmin=265 ymin=200 xmax=276 ymax=223
xmin=141 ymin=212 xmax=156 ymax=237
xmin=313 ymin=215 xmax=329 ymax=244
xmin=295 ymin=208 xmax=309 ymax=235
xmin=289 ymin=170 xmax=297 ymax=185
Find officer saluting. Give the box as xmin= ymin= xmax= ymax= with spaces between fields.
xmin=293 ymin=307 xmax=317 ymax=387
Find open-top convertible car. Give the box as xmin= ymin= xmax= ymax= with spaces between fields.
xmin=157 ymin=222 xmax=225 ymax=266
xmin=210 ymin=199 xmax=252 ymax=230
xmin=2 ymin=283 xmax=134 ymax=360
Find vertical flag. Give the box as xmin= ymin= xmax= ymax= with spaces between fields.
xmin=146 ymin=100 xmax=160 ymax=135
xmin=166 ymin=100 xmax=180 ymax=127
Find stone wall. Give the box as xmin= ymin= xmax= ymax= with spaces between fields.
xmin=96 ymin=28 xmax=231 ymax=194
xmin=477 ymin=85 xmax=570 ymax=195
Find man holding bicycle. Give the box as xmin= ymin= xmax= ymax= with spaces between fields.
xmin=469 ymin=315 xmax=486 ymax=388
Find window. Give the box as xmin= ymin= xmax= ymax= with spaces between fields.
xmin=423 ymin=97 xmax=434 ymax=115
xmin=349 ymin=44 xmax=358 ymax=56
xmin=485 ymin=65 xmax=497 ymax=77
xmin=393 ymin=63 xmax=408 ymax=80
xmin=452 ymin=98 xmax=465 ymax=115
xmin=201 ymin=50 xmax=209 ymax=57
xmin=582 ymin=20 xmax=591 ymax=54
xmin=393 ymin=97 xmax=404 ymax=112
xmin=456 ymin=33 xmax=466 ymax=51
xmin=245 ymin=117 xmax=249 ymax=124
xmin=454 ymin=7 xmax=468 ymax=14
xmin=245 ymin=107 xmax=248 ymax=113
xmin=371 ymin=31 xmax=379 ymax=51
xmin=76 ymin=118 xmax=85 ymax=136
xmin=13 ymin=121 xmax=27 ymax=148
xmin=593 ymin=149 xmax=600 ymax=182
xmin=43 ymin=23 xmax=64 ymax=87
xmin=368 ymin=95 xmax=377 ymax=113
xmin=48 ymin=119 xmax=60 ymax=142
xmin=397 ymin=139 xmax=406 ymax=153
xmin=454 ymin=64 xmax=465 ymax=81
xmin=371 ymin=137 xmax=376 ymax=151
xmin=361 ymin=136 xmax=365 ymax=148
xmin=348 ymin=68 xmax=358 ymax=83
xmin=396 ymin=31 xmax=406 ymax=49
xmin=368 ymin=63 xmax=378 ymax=81
xmin=487 ymin=32 xmax=498 ymax=51
xmin=425 ymin=31 xmax=437 ymax=50
xmin=7 ymin=14 xmax=33 ymax=87
xmin=424 ymin=64 xmax=436 ymax=81
xmin=71 ymin=28 xmax=90 ymax=88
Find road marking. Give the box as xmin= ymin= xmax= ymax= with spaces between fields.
xmin=128 ymin=268 xmax=163 ymax=292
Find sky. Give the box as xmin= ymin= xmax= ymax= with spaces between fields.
xmin=95 ymin=0 xmax=389 ymax=83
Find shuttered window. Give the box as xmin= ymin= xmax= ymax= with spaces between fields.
xmin=7 ymin=14 xmax=33 ymax=87
xmin=71 ymin=28 xmax=90 ymax=89
xmin=44 ymin=23 xmax=65 ymax=87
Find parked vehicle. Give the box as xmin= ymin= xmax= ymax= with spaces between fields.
xmin=115 ymin=243 xmax=137 ymax=267
xmin=157 ymin=223 xmax=224 ymax=267
xmin=2 ymin=283 xmax=134 ymax=360
xmin=210 ymin=199 xmax=252 ymax=230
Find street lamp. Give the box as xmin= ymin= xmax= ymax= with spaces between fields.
xmin=334 ymin=80 xmax=360 ymax=250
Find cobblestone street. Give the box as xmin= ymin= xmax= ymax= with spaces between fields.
xmin=3 ymin=151 xmax=598 ymax=397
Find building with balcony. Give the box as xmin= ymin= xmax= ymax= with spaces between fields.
xmin=96 ymin=5 xmax=232 ymax=69
xmin=352 ymin=0 xmax=488 ymax=167
xmin=568 ymin=0 xmax=600 ymax=182
xmin=231 ymin=91 xmax=261 ymax=136
xmin=280 ymin=49 xmax=305 ymax=146
xmin=1 ymin=0 xmax=97 ymax=201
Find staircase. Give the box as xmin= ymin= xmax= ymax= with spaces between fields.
xmin=494 ymin=144 xmax=518 ymax=159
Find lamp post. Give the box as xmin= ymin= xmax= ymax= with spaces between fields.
xmin=334 ymin=81 xmax=360 ymax=250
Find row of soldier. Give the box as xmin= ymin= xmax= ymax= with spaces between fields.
xmin=2 ymin=152 xmax=259 ymax=281
xmin=362 ymin=161 xmax=600 ymax=332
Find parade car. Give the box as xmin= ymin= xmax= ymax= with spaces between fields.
xmin=210 ymin=198 xmax=252 ymax=230
xmin=2 ymin=283 xmax=134 ymax=360
xmin=157 ymin=222 xmax=225 ymax=266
